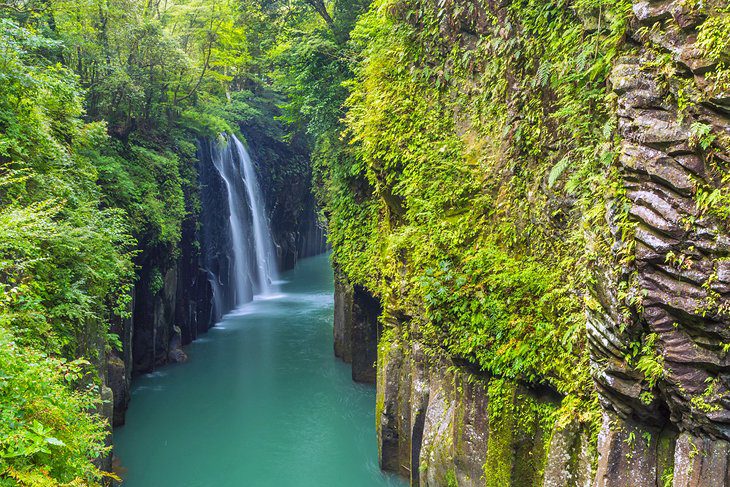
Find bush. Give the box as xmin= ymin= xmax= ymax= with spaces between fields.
xmin=0 ymin=329 xmax=108 ymax=486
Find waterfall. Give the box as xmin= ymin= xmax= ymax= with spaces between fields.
xmin=210 ymin=139 xmax=253 ymax=306
xmin=205 ymin=133 xmax=278 ymax=311
xmin=231 ymin=136 xmax=279 ymax=296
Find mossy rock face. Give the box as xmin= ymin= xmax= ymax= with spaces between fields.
xmin=590 ymin=2 xmax=730 ymax=483
xmin=543 ymin=420 xmax=595 ymax=487
xmin=418 ymin=362 xmax=496 ymax=487
xmin=672 ymin=432 xmax=730 ymax=486
xmin=333 ymin=267 xmax=354 ymax=363
xmin=410 ymin=342 xmax=431 ymax=486
xmin=376 ymin=337 xmax=412 ymax=477
xmin=483 ymin=381 xmax=560 ymax=487
xmin=483 ymin=396 xmax=516 ymax=487
xmin=379 ymin=353 xmax=573 ymax=487
xmin=419 ymin=363 xmax=456 ymax=486
xmin=452 ymin=374 xmax=490 ymax=485
xmin=592 ymin=414 xmax=680 ymax=487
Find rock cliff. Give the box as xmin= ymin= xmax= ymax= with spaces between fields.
xmin=330 ymin=0 xmax=730 ymax=485
xmin=591 ymin=0 xmax=730 ymax=484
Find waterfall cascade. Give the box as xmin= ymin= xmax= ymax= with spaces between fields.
xmin=202 ymin=134 xmax=279 ymax=314
xmin=231 ymin=136 xmax=279 ymax=296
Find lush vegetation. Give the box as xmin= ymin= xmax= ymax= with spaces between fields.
xmin=278 ymin=0 xmax=632 ymax=426
xmin=0 ymin=0 xmax=296 ymax=482
xmin=271 ymin=0 xmax=726 ymax=436
xmin=1 ymin=0 xmax=728 ymax=482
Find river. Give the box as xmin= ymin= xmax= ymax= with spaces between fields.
xmin=113 ymin=253 xmax=406 ymax=487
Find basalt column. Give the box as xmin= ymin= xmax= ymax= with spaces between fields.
xmin=375 ymin=327 xmax=591 ymax=487
xmin=589 ymin=1 xmax=730 ymax=485
xmin=332 ymin=268 xmax=381 ymax=383
xmin=352 ymin=284 xmax=381 ymax=383
xmin=334 ymin=266 xmax=354 ymax=363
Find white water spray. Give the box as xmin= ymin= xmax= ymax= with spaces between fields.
xmin=230 ymin=135 xmax=279 ymax=296
xmin=210 ymin=134 xmax=278 ymax=307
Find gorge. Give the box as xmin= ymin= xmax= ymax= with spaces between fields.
xmin=113 ymin=254 xmax=404 ymax=486
xmin=0 ymin=0 xmax=729 ymax=486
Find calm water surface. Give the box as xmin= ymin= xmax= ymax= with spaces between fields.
xmin=114 ymin=253 xmax=405 ymax=487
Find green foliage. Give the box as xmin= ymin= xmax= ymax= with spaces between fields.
xmin=42 ymin=0 xmax=251 ymax=136
xmin=0 ymin=329 xmax=107 ymax=486
xmin=0 ymin=197 xmax=135 ymax=354
xmin=94 ymin=141 xmax=186 ymax=249
xmin=330 ymin=0 xmax=628 ymax=400
xmin=0 ymin=18 xmax=132 ymax=484
xmin=284 ymin=0 xmax=633 ymax=428
xmin=696 ymin=4 xmax=730 ymax=98
xmin=0 ymin=0 xmax=324 ymax=479
xmin=631 ymin=333 xmax=664 ymax=390
xmin=444 ymin=469 xmax=457 ymax=487
xmin=0 ymin=22 xmax=136 ymax=356
xmin=418 ymin=248 xmax=586 ymax=392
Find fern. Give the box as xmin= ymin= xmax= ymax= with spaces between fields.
xmin=537 ymin=60 xmax=551 ymax=87
xmin=548 ymin=157 xmax=571 ymax=188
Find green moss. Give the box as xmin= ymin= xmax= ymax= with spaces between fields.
xmin=445 ymin=469 xmax=458 ymax=487
xmin=375 ymin=331 xmax=395 ymax=432
xmin=308 ymin=0 xmax=635 ymax=428
xmin=452 ymin=379 xmax=468 ymax=460
xmin=656 ymin=429 xmax=676 ymax=487
xmin=484 ymin=380 xmax=517 ymax=486
xmin=483 ymin=379 xmax=559 ymax=486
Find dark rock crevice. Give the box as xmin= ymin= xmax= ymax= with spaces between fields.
xmin=333 ymin=267 xmax=382 ymax=383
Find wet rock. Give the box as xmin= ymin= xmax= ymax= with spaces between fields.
xmin=376 ymin=331 xmax=564 ymax=486
xmin=620 ymin=110 xmax=692 ymax=147
xmin=167 ymin=325 xmax=188 ymax=364
xmin=452 ymin=374 xmax=490 ymax=486
xmin=543 ymin=420 xmax=593 ymax=487
xmin=107 ymin=353 xmax=130 ymax=426
xmin=333 ymin=267 xmax=353 ymax=363
xmin=621 ymin=142 xmax=695 ymax=195
xmin=419 ymin=362 xmax=455 ymax=487
xmin=96 ymin=386 xmax=115 ymax=478
xmin=632 ymin=0 xmax=674 ymax=24
xmin=670 ymin=2 xmax=706 ymax=29
xmin=673 ymin=433 xmax=730 ymax=486
xmin=377 ymin=339 xmax=412 ymax=476
xmin=351 ymin=285 xmax=381 ymax=383
xmin=590 ymin=2 xmax=730 ymax=483
xmin=594 ymin=414 xmax=659 ymax=487
xmin=410 ymin=343 xmax=430 ymax=486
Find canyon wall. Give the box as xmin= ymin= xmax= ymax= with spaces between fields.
xmin=329 ymin=0 xmax=729 ymax=485
xmin=591 ymin=0 xmax=730 ymax=484
xmin=334 ymin=269 xmax=382 ymax=383
xmin=335 ymin=272 xmax=595 ymax=487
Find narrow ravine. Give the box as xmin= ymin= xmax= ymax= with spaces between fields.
xmin=113 ymin=253 xmax=406 ymax=486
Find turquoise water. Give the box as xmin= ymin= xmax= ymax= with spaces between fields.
xmin=113 ymin=254 xmax=405 ymax=487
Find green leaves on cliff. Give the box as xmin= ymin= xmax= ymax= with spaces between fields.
xmin=0 ymin=21 xmax=134 ymax=484
xmin=296 ymin=0 xmax=631 ymax=418
xmin=1 ymin=0 xmax=335 ymax=479
xmin=696 ymin=4 xmax=730 ymax=98
xmin=0 ymin=22 xmax=136 ymax=355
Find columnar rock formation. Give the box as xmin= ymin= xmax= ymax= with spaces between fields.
xmin=335 ymin=273 xmax=597 ymax=486
xmin=332 ymin=0 xmax=730 ymax=485
xmin=334 ymin=268 xmax=381 ymax=383
xmin=590 ymin=0 xmax=730 ymax=483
